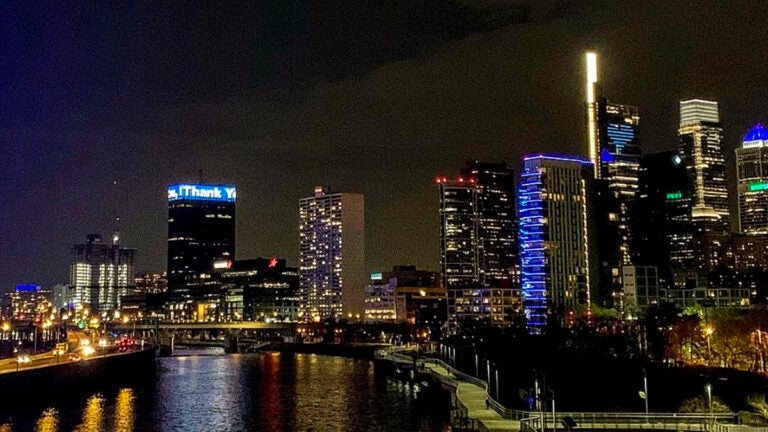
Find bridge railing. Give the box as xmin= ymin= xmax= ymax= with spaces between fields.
xmin=553 ymin=412 xmax=735 ymax=424
xmin=713 ymin=423 xmax=768 ymax=432
xmin=419 ymin=355 xmax=529 ymax=420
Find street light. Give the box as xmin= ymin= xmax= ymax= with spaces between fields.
xmin=706 ymin=383 xmax=713 ymax=425
xmin=642 ymin=368 xmax=649 ymax=415
xmin=549 ymin=389 xmax=556 ymax=432
xmin=704 ymin=326 xmax=714 ymax=365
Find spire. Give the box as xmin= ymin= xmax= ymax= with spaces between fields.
xmin=112 ymin=179 xmax=120 ymax=245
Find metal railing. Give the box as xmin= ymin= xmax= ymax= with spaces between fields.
xmin=378 ymin=346 xmax=756 ymax=432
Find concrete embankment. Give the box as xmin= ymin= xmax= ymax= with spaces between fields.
xmin=0 ymin=347 xmax=157 ymax=402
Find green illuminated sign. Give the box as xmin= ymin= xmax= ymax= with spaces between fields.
xmin=749 ymin=182 xmax=768 ymax=191
xmin=666 ymin=191 xmax=683 ymax=200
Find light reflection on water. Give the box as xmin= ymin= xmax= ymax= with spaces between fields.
xmin=0 ymin=354 xmax=447 ymax=432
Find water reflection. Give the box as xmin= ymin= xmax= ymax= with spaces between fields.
xmin=113 ymin=389 xmax=133 ymax=432
xmin=1 ymin=354 xmax=448 ymax=432
xmin=73 ymin=394 xmax=104 ymax=432
xmin=35 ymin=408 xmax=58 ymax=432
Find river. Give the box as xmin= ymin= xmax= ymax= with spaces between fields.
xmin=0 ymin=352 xmax=450 ymax=432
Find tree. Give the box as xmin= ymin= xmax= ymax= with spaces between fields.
xmin=678 ymin=395 xmax=731 ymax=413
xmin=747 ymin=394 xmax=768 ymax=419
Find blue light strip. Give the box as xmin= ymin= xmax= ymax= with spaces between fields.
xmin=168 ymin=183 xmax=237 ymax=203
xmin=518 ymin=160 xmax=548 ymax=333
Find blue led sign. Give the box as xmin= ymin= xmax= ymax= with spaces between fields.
xmin=16 ymin=284 xmax=40 ymax=292
xmin=168 ymin=184 xmax=237 ymax=202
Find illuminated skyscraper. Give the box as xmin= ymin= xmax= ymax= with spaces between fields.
xmin=438 ymin=160 xmax=518 ymax=289
xmin=299 ymin=186 xmax=365 ymax=321
xmin=460 ymin=160 xmax=519 ymax=287
xmin=583 ymin=51 xmax=641 ymax=269
xmin=585 ymin=52 xmax=600 ymax=175
xmin=437 ymin=177 xmax=479 ymax=288
xmin=167 ymin=183 xmax=237 ymax=312
xmin=518 ymin=154 xmax=594 ymax=333
xmin=736 ymin=123 xmax=768 ymax=234
xmin=598 ymin=100 xmax=641 ymax=264
xmin=678 ymin=99 xmax=729 ymax=232
xmin=70 ymin=234 xmax=136 ymax=314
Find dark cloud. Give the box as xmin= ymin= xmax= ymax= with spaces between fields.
xmin=2 ymin=0 xmax=768 ymax=289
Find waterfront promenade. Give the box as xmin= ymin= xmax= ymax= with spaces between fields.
xmin=377 ymin=346 xmax=752 ymax=432
xmin=376 ymin=347 xmax=522 ymax=431
xmin=421 ymin=359 xmax=522 ymax=432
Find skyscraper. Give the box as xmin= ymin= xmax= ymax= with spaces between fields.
xmin=583 ymin=51 xmax=641 ymax=283
xmin=70 ymin=234 xmax=136 ymax=314
xmin=437 ymin=177 xmax=478 ymax=289
xmin=167 ymin=183 xmax=237 ymax=308
xmin=299 ymin=186 xmax=365 ymax=321
xmin=518 ymin=154 xmax=595 ymax=333
xmin=678 ymin=99 xmax=729 ymax=232
xmin=736 ymin=123 xmax=768 ymax=234
xmin=585 ymin=51 xmax=600 ymax=175
xmin=631 ymin=151 xmax=691 ymax=283
xmin=598 ymin=100 xmax=641 ymax=264
xmin=459 ymin=160 xmax=519 ymax=287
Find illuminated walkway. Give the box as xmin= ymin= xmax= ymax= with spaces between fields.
xmin=378 ymin=347 xmax=738 ymax=432
xmin=421 ymin=360 xmax=521 ymax=432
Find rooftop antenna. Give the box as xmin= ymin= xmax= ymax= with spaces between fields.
xmin=111 ymin=179 xmax=120 ymax=245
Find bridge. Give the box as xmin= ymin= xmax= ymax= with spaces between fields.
xmin=376 ymin=347 xmax=764 ymax=432
xmin=106 ymin=321 xmax=294 ymax=355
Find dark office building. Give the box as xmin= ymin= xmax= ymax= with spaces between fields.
xmin=631 ymin=151 xmax=692 ymax=285
xmin=220 ymin=258 xmax=300 ymax=322
xmin=167 ymin=183 xmax=237 ymax=301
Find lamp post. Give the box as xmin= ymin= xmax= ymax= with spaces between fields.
xmin=643 ymin=368 xmax=649 ymax=415
xmin=704 ymin=326 xmax=714 ymax=365
xmin=549 ymin=389 xmax=556 ymax=432
xmin=706 ymin=383 xmax=713 ymax=425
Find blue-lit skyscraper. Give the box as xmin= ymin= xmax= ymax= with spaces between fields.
xmin=518 ymin=155 xmax=595 ymax=333
xmin=736 ymin=123 xmax=768 ymax=234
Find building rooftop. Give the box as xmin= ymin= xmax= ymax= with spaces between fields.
xmin=744 ymin=123 xmax=768 ymax=142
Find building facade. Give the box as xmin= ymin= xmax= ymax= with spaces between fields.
xmin=221 ymin=258 xmax=300 ymax=322
xmin=597 ymin=99 xmax=641 ymax=265
xmin=631 ymin=151 xmax=692 ymax=284
xmin=437 ymin=177 xmax=479 ymax=289
xmin=736 ymin=123 xmax=768 ymax=235
xmin=167 ymin=183 xmax=237 ymax=299
xmin=677 ymin=99 xmax=729 ymax=233
xmin=1 ymin=285 xmax=54 ymax=321
xmin=70 ymin=234 xmax=136 ymax=314
xmin=299 ymin=186 xmax=365 ymax=321
xmin=518 ymin=155 xmax=595 ymax=333
xmin=459 ymin=160 xmax=519 ymax=287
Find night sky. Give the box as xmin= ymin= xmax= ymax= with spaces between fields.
xmin=2 ymin=0 xmax=768 ymax=290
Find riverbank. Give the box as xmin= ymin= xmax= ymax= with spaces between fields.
xmin=0 ymin=346 xmax=157 ymax=402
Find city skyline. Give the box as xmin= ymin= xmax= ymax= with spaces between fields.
xmin=3 ymin=1 xmax=768 ymax=288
